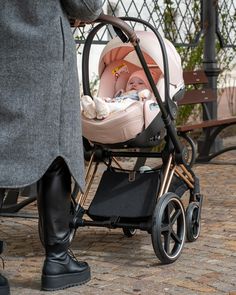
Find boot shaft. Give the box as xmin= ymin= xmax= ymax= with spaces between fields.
xmin=37 ymin=157 xmax=72 ymax=247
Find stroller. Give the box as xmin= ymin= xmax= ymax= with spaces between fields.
xmin=70 ymin=14 xmax=203 ymax=264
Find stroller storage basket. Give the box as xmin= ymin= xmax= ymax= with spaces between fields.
xmin=88 ymin=168 xmax=160 ymax=220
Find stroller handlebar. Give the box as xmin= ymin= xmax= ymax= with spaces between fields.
xmin=96 ymin=13 xmax=138 ymax=44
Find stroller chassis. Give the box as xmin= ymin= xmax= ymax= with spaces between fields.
xmin=70 ymin=148 xmax=202 ymax=264
xmin=70 ymin=14 xmax=203 ymax=264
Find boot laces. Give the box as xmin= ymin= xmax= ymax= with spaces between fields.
xmin=68 ymin=248 xmax=79 ymax=263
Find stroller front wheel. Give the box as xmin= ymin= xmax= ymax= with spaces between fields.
xmin=185 ymin=202 xmax=201 ymax=242
xmin=151 ymin=192 xmax=186 ymax=264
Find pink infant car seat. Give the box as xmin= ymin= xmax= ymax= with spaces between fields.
xmin=82 ymin=31 xmax=184 ymax=145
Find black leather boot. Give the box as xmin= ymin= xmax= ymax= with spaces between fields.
xmin=0 ymin=241 xmax=10 ymax=295
xmin=37 ymin=157 xmax=90 ymax=291
xmin=0 ymin=274 xmax=10 ymax=295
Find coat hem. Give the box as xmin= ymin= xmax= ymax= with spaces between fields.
xmin=0 ymin=155 xmax=83 ymax=193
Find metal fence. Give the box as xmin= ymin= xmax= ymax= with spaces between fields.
xmin=73 ymin=0 xmax=202 ymax=46
xmin=73 ymin=0 xmax=235 ymax=83
xmin=73 ymin=0 xmax=235 ymax=48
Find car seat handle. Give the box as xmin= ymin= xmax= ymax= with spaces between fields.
xmin=96 ymin=13 xmax=138 ymax=45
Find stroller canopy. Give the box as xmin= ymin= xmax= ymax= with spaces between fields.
xmin=98 ymin=31 xmax=183 ymax=88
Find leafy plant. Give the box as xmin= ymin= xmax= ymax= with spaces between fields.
xmin=159 ymin=0 xmax=235 ymax=125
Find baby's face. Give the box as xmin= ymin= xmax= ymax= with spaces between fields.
xmin=126 ymin=77 xmax=147 ymax=91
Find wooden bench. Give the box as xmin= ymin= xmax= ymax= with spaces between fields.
xmin=177 ymin=70 xmax=236 ymax=163
xmin=0 ymin=186 xmax=37 ymax=218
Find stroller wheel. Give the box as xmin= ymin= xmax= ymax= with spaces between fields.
xmin=178 ymin=133 xmax=197 ymax=167
xmin=122 ymin=228 xmax=137 ymax=237
xmin=151 ymin=192 xmax=186 ymax=264
xmin=185 ymin=202 xmax=201 ymax=242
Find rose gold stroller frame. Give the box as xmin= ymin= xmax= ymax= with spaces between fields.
xmin=72 ymin=151 xmax=195 ymax=211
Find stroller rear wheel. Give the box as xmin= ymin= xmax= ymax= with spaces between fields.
xmin=178 ymin=132 xmax=197 ymax=167
xmin=185 ymin=202 xmax=201 ymax=242
xmin=122 ymin=228 xmax=137 ymax=237
xmin=151 ymin=192 xmax=186 ymax=264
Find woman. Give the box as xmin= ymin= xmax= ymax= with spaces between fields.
xmin=0 ymin=0 xmax=103 ymax=291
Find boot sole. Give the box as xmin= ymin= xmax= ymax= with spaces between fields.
xmin=41 ymin=267 xmax=91 ymax=291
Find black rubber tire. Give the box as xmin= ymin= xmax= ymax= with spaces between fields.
xmin=122 ymin=228 xmax=137 ymax=237
xmin=151 ymin=192 xmax=186 ymax=264
xmin=185 ymin=202 xmax=201 ymax=242
xmin=178 ymin=133 xmax=197 ymax=167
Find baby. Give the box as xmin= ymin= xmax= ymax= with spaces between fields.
xmin=81 ymin=69 xmax=161 ymax=120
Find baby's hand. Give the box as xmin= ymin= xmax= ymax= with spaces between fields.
xmin=138 ymin=89 xmax=151 ymax=101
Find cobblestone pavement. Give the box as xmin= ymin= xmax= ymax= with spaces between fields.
xmin=0 ymin=148 xmax=235 ymax=295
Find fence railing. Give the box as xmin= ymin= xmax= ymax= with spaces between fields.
xmin=73 ymin=0 xmax=235 ymax=49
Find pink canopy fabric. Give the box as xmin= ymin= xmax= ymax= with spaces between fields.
xmin=97 ymin=31 xmax=184 ymax=100
xmin=98 ymin=31 xmax=183 ymax=88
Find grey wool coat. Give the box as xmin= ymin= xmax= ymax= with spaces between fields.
xmin=0 ymin=0 xmax=103 ymax=189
